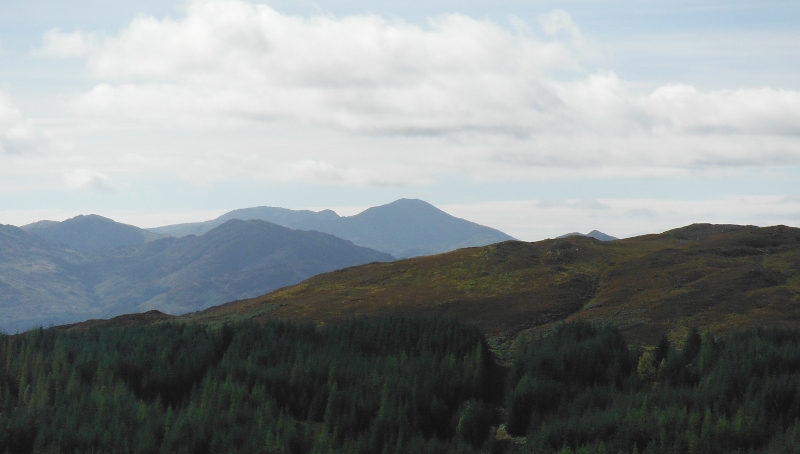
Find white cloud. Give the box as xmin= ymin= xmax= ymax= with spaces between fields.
xmin=574 ymin=199 xmax=611 ymax=210
xmin=0 ymin=93 xmax=49 ymax=155
xmin=35 ymin=0 xmax=800 ymax=185
xmin=68 ymin=1 xmax=574 ymax=136
xmin=539 ymin=9 xmax=583 ymax=44
xmin=35 ymin=29 xmax=98 ymax=58
xmin=536 ymin=199 xmax=610 ymax=210
xmin=625 ymin=208 xmax=658 ymax=218
xmin=63 ymin=168 xmax=113 ymax=191
xmin=263 ymin=159 xmax=417 ymax=186
xmin=646 ymin=85 xmax=800 ymax=135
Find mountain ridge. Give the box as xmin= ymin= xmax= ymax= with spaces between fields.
xmin=0 ymin=219 xmax=393 ymax=333
xmin=22 ymin=214 xmax=165 ymax=253
xmin=149 ymin=198 xmax=515 ymax=258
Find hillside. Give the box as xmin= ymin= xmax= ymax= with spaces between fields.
xmin=150 ymin=198 xmax=515 ymax=257
xmin=188 ymin=223 xmax=800 ymax=345
xmin=88 ymin=219 xmax=394 ymax=315
xmin=148 ymin=206 xmax=341 ymax=237
xmin=0 ymin=219 xmax=392 ymax=333
xmin=0 ymin=225 xmax=99 ymax=331
xmin=22 ymin=214 xmax=165 ymax=253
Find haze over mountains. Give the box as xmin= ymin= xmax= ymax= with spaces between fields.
xmin=1 ymin=199 xmax=515 ymax=332
xmin=0 ymin=224 xmax=93 ymax=331
xmin=558 ymin=230 xmax=617 ymax=241
xmin=150 ymin=198 xmax=515 ymax=258
xmin=9 ymin=199 xmax=800 ymax=349
xmin=1 ymin=219 xmax=392 ymax=332
xmin=22 ymin=214 xmax=165 ymax=252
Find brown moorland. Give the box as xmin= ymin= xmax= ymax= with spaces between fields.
xmin=54 ymin=310 xmax=175 ymax=332
xmin=183 ymin=223 xmax=800 ymax=346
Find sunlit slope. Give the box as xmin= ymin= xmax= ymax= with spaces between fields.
xmin=188 ymin=237 xmax=608 ymax=339
xmin=570 ymin=224 xmax=800 ymax=342
xmin=188 ymin=224 xmax=800 ymax=345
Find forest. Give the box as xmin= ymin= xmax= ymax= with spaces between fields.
xmin=2 ymin=317 xmax=800 ymax=453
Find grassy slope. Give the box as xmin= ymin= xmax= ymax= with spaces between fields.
xmin=186 ymin=224 xmax=800 ymax=346
xmin=570 ymin=224 xmax=800 ymax=344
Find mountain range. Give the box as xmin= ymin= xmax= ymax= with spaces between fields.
xmin=22 ymin=214 xmax=165 ymax=253
xmin=1 ymin=218 xmax=392 ymax=332
xmin=150 ymin=198 xmax=515 ymax=258
xmin=2 ymin=199 xmax=514 ymax=332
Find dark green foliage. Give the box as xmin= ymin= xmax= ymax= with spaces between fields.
xmin=0 ymin=317 xmax=493 ymax=453
xmin=455 ymin=399 xmax=494 ymax=447
xmin=6 ymin=318 xmax=800 ymax=453
xmin=505 ymin=322 xmax=634 ymax=437
xmin=506 ymin=323 xmax=800 ymax=454
xmin=654 ymin=332 xmax=670 ymax=364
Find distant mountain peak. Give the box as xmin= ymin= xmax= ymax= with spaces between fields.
xmin=558 ymin=230 xmax=617 ymax=241
xmin=387 ymin=198 xmax=430 ymax=206
xmin=149 ymin=199 xmax=515 ymax=258
xmin=22 ymin=214 xmax=165 ymax=253
xmin=69 ymin=214 xmax=112 ymax=221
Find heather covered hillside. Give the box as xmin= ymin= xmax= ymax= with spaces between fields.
xmin=192 ymin=224 xmax=800 ymax=346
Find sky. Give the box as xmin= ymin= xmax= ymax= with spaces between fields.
xmin=1 ymin=0 xmax=799 ymax=241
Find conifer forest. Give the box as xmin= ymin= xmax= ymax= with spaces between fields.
xmin=2 ymin=317 xmax=800 ymax=453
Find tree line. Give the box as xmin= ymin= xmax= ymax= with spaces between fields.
xmin=3 ymin=316 xmax=800 ymax=453
xmin=506 ymin=323 xmax=800 ymax=453
xmin=0 ymin=317 xmax=496 ymax=453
